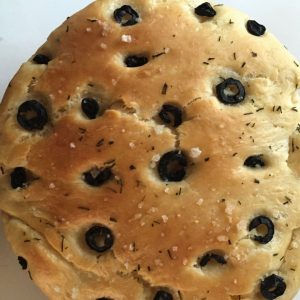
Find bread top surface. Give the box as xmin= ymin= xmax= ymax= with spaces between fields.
xmin=1 ymin=1 xmax=300 ymax=299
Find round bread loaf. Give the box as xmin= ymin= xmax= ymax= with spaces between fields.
xmin=1 ymin=1 xmax=300 ymax=299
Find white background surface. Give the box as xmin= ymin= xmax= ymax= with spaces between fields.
xmin=0 ymin=1 xmax=300 ymax=299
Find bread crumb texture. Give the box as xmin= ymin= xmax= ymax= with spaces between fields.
xmin=1 ymin=1 xmax=300 ymax=299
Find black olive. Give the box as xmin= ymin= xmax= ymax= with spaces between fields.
xmin=83 ymin=167 xmax=112 ymax=187
xmin=17 ymin=100 xmax=48 ymax=131
xmin=81 ymin=98 xmax=99 ymax=119
xmin=260 ymin=274 xmax=286 ymax=299
xmin=248 ymin=216 xmax=274 ymax=244
xmin=157 ymin=151 xmax=187 ymax=182
xmin=197 ymin=253 xmax=227 ymax=268
xmin=10 ymin=167 xmax=28 ymax=189
xmin=194 ymin=2 xmax=216 ymax=17
xmin=33 ymin=54 xmax=51 ymax=65
xmin=158 ymin=104 xmax=182 ymax=127
xmin=125 ymin=55 xmax=148 ymax=68
xmin=154 ymin=290 xmax=173 ymax=300
xmin=18 ymin=256 xmax=28 ymax=270
xmin=216 ymin=78 xmax=246 ymax=105
xmin=85 ymin=225 xmax=114 ymax=253
xmin=247 ymin=20 xmax=266 ymax=37
xmin=244 ymin=155 xmax=265 ymax=168
xmin=114 ymin=5 xmax=139 ymax=26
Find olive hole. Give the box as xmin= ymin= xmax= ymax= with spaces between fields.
xmin=224 ymin=84 xmax=239 ymax=96
xmin=20 ymin=109 xmax=38 ymax=120
xmin=166 ymin=160 xmax=183 ymax=175
xmin=122 ymin=13 xmax=133 ymax=23
xmin=253 ymin=223 xmax=269 ymax=237
xmin=124 ymin=55 xmax=149 ymax=68
xmin=93 ymin=234 xmax=107 ymax=248
xmin=157 ymin=103 xmax=183 ymax=128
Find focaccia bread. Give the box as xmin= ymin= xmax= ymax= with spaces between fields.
xmin=1 ymin=1 xmax=300 ymax=299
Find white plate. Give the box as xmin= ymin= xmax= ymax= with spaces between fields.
xmin=0 ymin=1 xmax=300 ymax=299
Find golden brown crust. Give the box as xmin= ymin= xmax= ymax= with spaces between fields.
xmin=1 ymin=1 xmax=300 ymax=299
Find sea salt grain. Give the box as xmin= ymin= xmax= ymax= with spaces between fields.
xmin=121 ymin=34 xmax=132 ymax=43
xmin=49 ymin=183 xmax=56 ymax=189
xmin=162 ymin=215 xmax=169 ymax=223
xmin=196 ymin=198 xmax=204 ymax=206
xmin=190 ymin=147 xmax=202 ymax=158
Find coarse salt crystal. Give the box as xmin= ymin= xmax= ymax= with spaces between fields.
xmin=196 ymin=198 xmax=204 ymax=206
xmin=129 ymin=142 xmax=135 ymax=149
xmin=70 ymin=142 xmax=76 ymax=149
xmin=148 ymin=207 xmax=158 ymax=213
xmin=161 ymin=215 xmax=168 ymax=223
xmin=121 ymin=34 xmax=132 ymax=43
xmin=225 ymin=203 xmax=235 ymax=215
xmin=112 ymin=79 xmax=117 ymax=86
xmin=183 ymin=258 xmax=188 ymax=265
xmin=172 ymin=246 xmax=178 ymax=252
xmin=49 ymin=183 xmax=55 ymax=189
xmin=190 ymin=147 xmax=202 ymax=158
xmin=152 ymin=154 xmax=161 ymax=162
xmin=100 ymin=43 xmax=107 ymax=49
xmin=86 ymin=27 xmax=92 ymax=32
xmin=155 ymin=259 xmax=163 ymax=266
xmin=217 ymin=235 xmax=228 ymax=242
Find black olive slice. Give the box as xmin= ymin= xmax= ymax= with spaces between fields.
xmin=154 ymin=290 xmax=173 ymax=300
xmin=247 ymin=20 xmax=266 ymax=37
xmin=33 ymin=54 xmax=51 ymax=65
xmin=158 ymin=151 xmax=187 ymax=182
xmin=83 ymin=167 xmax=112 ymax=187
xmin=260 ymin=274 xmax=286 ymax=299
xmin=248 ymin=216 xmax=274 ymax=244
xmin=125 ymin=55 xmax=148 ymax=68
xmin=114 ymin=5 xmax=139 ymax=26
xmin=216 ymin=78 xmax=246 ymax=105
xmin=158 ymin=104 xmax=182 ymax=127
xmin=10 ymin=167 xmax=28 ymax=189
xmin=17 ymin=256 xmax=28 ymax=270
xmin=85 ymin=225 xmax=114 ymax=253
xmin=81 ymin=98 xmax=99 ymax=119
xmin=197 ymin=253 xmax=227 ymax=268
xmin=195 ymin=2 xmax=216 ymax=17
xmin=17 ymin=100 xmax=48 ymax=131
xmin=244 ymin=155 xmax=265 ymax=168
